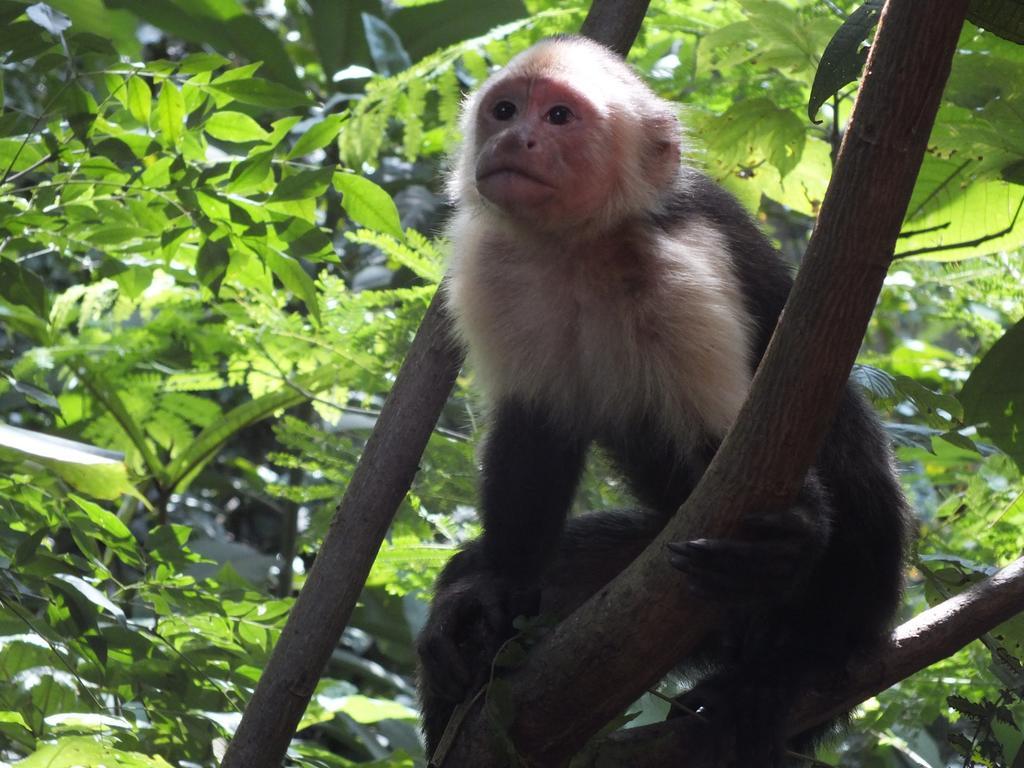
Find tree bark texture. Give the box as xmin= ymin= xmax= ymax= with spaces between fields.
xmin=220 ymin=0 xmax=652 ymax=765
xmin=441 ymin=0 xmax=970 ymax=764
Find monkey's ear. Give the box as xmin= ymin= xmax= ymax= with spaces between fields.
xmin=644 ymin=114 xmax=682 ymax=191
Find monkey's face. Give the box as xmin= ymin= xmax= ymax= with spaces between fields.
xmin=471 ymin=75 xmax=616 ymax=228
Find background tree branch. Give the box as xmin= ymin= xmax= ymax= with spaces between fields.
xmin=221 ymin=1 xmax=651 ymax=766
xmin=439 ymin=0 xmax=971 ymax=764
xmin=581 ymin=556 xmax=1024 ymax=766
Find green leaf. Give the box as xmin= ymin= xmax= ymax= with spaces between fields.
xmin=332 ymin=694 xmax=418 ymax=723
xmin=49 ymin=579 xmax=99 ymax=631
xmin=702 ymin=98 xmax=806 ymax=179
xmin=126 ymin=75 xmax=151 ymax=126
xmin=0 ymin=300 xmax=50 ymax=343
xmin=110 ymin=265 xmax=155 ymax=299
xmin=333 ymin=172 xmax=403 ymax=238
xmin=155 ymin=80 xmax=186 ymax=148
xmin=67 ymin=494 xmax=144 ymax=566
xmin=269 ymin=167 xmax=333 ymax=202
xmin=69 ymin=494 xmax=132 ymax=539
xmin=206 ymin=78 xmax=312 ymax=109
xmin=54 ymin=573 xmax=127 ymax=626
xmin=58 ymin=84 xmax=97 ymax=141
xmin=178 ymin=51 xmax=231 ymax=74
xmin=15 ymin=736 xmax=174 ymax=767
xmin=894 ymin=375 xmax=964 ymax=423
xmin=807 ymin=0 xmax=881 ymax=122
xmin=263 ymin=115 xmax=302 ymax=149
xmin=225 ymin=148 xmax=273 ymax=194
xmin=205 ymin=110 xmax=270 ymax=143
xmin=0 ymin=259 xmax=49 ymax=319
xmin=968 ymin=0 xmax=1024 ymax=44
xmin=361 ymin=13 xmax=411 ymax=76
xmin=898 ymin=157 xmax=1024 ymax=260
xmin=288 ymin=113 xmax=344 ymax=159
xmin=1003 ymin=160 xmax=1024 ymax=185
xmin=959 ymin=319 xmax=1024 ymax=469
xmin=46 ymin=459 xmax=141 ymax=501
xmin=0 ymin=711 xmax=30 ymax=732
xmin=261 ymin=247 xmax=322 ymax=324
xmin=197 ymin=238 xmax=229 ymax=293
xmin=146 ymin=524 xmax=197 ymax=568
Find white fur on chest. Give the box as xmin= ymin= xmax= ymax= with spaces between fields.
xmin=445 ymin=211 xmax=754 ymax=442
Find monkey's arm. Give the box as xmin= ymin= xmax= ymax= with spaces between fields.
xmin=479 ymin=398 xmax=588 ymax=584
xmin=417 ymin=400 xmax=586 ymax=751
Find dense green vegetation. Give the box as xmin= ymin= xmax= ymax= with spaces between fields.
xmin=0 ymin=0 xmax=1022 ymax=765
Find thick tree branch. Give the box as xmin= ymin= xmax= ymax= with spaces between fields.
xmin=441 ymin=0 xmax=970 ymax=764
xmin=582 ymin=556 xmax=1024 ymax=766
xmin=221 ymin=1 xmax=650 ymax=766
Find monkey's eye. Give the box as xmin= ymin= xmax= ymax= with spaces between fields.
xmin=546 ymin=105 xmax=574 ymax=125
xmin=492 ymin=101 xmax=517 ymax=121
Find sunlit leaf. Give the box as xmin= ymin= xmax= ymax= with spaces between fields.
xmin=155 ymin=80 xmax=186 ymax=148
xmin=15 ymin=737 xmax=174 ymax=767
xmin=288 ymin=113 xmax=344 ymax=158
xmin=205 ymin=110 xmax=270 ymax=143
xmin=333 ymin=172 xmax=403 ymax=238
xmin=126 ymin=75 xmax=151 ymax=126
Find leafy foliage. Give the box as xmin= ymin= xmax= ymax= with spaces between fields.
xmin=0 ymin=0 xmax=1022 ymax=766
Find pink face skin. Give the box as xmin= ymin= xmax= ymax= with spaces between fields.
xmin=473 ymin=76 xmax=615 ymax=229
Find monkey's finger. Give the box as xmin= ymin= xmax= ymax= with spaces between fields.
xmin=668 ymin=538 xmax=802 ymax=573
xmin=666 ymin=539 xmax=804 ymax=598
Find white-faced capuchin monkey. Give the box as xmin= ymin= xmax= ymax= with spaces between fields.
xmin=417 ymin=35 xmax=910 ymax=767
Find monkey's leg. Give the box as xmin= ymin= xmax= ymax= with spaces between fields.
xmin=417 ymin=509 xmax=661 ymax=757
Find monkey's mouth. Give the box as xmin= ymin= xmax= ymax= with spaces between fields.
xmin=476 ymin=163 xmax=554 ymax=189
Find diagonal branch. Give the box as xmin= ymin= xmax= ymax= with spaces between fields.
xmin=441 ymin=0 xmax=970 ymax=764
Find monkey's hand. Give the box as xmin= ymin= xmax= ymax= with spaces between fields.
xmin=418 ymin=571 xmax=512 ymax=702
xmin=417 ymin=556 xmax=538 ymax=751
xmin=665 ymin=504 xmax=830 ymax=601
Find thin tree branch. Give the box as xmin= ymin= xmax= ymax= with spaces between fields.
xmin=441 ymin=1 xmax=970 ymax=764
